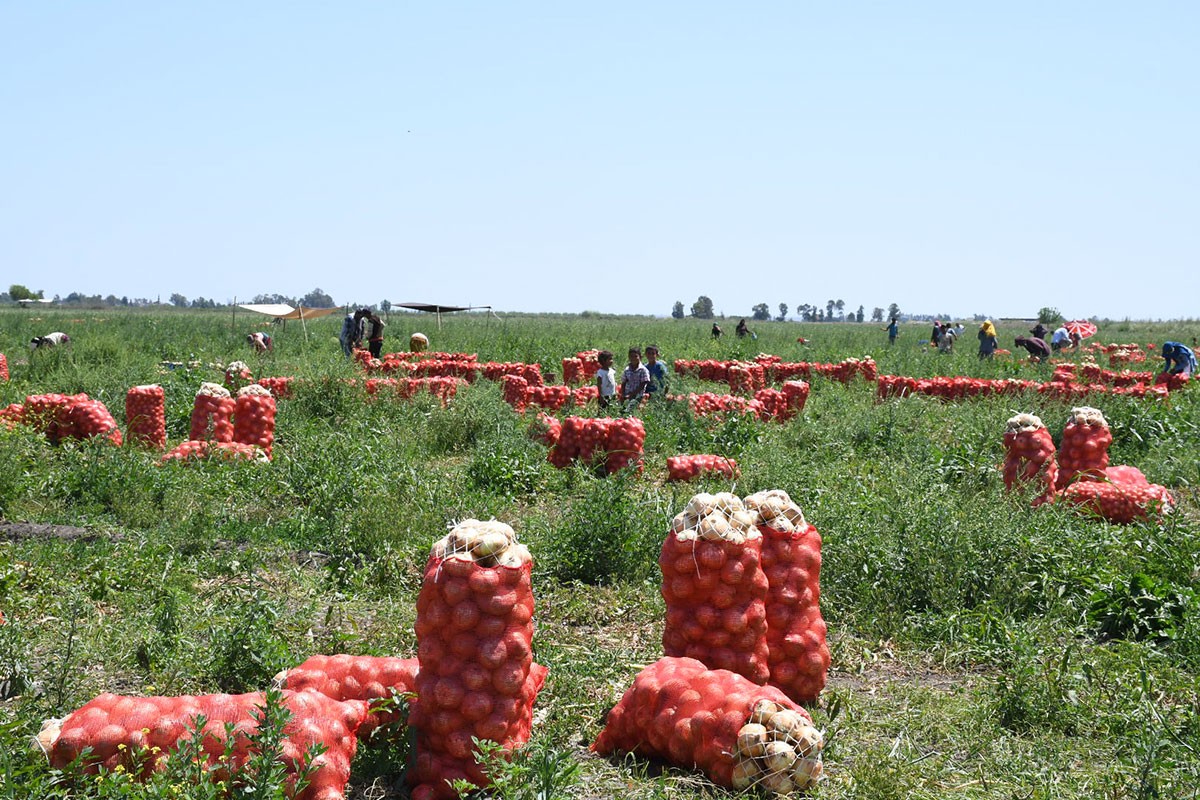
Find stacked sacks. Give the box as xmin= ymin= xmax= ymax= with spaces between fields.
xmin=571 ymin=386 xmax=598 ymax=407
xmin=661 ymin=493 xmax=769 ymax=684
xmin=1001 ymin=413 xmax=1059 ymax=506
xmin=745 ymin=490 xmax=829 ymax=704
xmin=233 ymin=384 xmax=277 ymax=459
xmin=278 ymin=655 xmax=420 ymax=738
xmin=728 ymin=363 xmax=766 ymax=396
xmin=125 ymin=384 xmax=166 ymax=449
xmin=409 ymin=520 xmax=548 ymax=800
xmin=190 ymin=383 xmax=236 ymax=443
xmin=562 ymin=350 xmax=600 ymax=385
xmin=666 ymin=455 xmax=740 ymax=481
xmin=1056 ymin=407 xmax=1112 ymax=489
xmin=38 ymin=690 xmax=367 ymax=800
xmin=23 ymin=394 xmax=75 ymax=443
xmin=527 ymin=385 xmax=571 ymax=412
xmin=591 ymin=657 xmax=824 ymax=794
xmin=546 ymin=417 xmax=645 ymax=474
xmin=224 ymin=360 xmax=253 ymax=391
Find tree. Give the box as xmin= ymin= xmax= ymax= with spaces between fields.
xmin=751 ymin=303 xmax=771 ymax=321
xmin=835 ymin=299 xmax=845 ymax=321
xmin=671 ymin=301 xmax=685 ymax=319
xmin=856 ymin=305 xmax=865 ymax=323
xmin=380 ymin=299 xmax=392 ymax=313
xmin=690 ymin=296 xmax=714 ymax=319
xmin=796 ymin=304 xmax=811 ymax=321
xmin=1037 ymin=306 xmax=1063 ymax=324
xmin=825 ymin=300 xmax=835 ymax=321
xmin=9 ymin=284 xmax=35 ymax=301
xmin=887 ymin=303 xmax=901 ymax=321
xmin=871 ymin=307 xmax=884 ymax=322
xmin=776 ymin=303 xmax=789 ymax=322
xmin=300 ymin=287 xmax=335 ymax=308
xmin=170 ymin=293 xmax=188 ymax=307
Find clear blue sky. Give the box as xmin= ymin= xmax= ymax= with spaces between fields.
xmin=3 ymin=2 xmax=1196 ymax=320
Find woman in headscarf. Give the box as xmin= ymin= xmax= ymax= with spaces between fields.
xmin=978 ymin=320 xmax=998 ymax=359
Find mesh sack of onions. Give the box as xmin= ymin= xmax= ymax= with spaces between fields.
xmin=408 ymin=519 xmax=548 ymax=800
xmin=22 ymin=393 xmax=74 ymax=443
xmin=1002 ymin=413 xmax=1059 ymax=506
xmin=501 ymin=374 xmax=530 ymax=412
xmin=661 ymin=493 xmax=770 ymax=684
xmin=665 ymin=454 xmax=740 ymax=481
xmin=592 ymin=656 xmax=824 ymax=794
xmin=0 ymin=352 xmax=7 ymax=381
xmin=38 ymin=690 xmax=367 ymax=800
xmin=65 ymin=397 xmax=123 ymax=445
xmin=233 ymin=384 xmax=277 ymax=458
xmin=746 ymin=490 xmax=830 ymax=703
xmin=782 ymin=380 xmax=810 ymax=414
xmin=160 ymin=440 xmax=267 ymax=464
xmin=1056 ymin=407 xmax=1112 ymax=489
xmin=278 ymin=655 xmax=419 ymax=738
xmin=125 ymin=384 xmax=166 ymax=449
xmin=190 ymin=383 xmax=236 ymax=442
xmin=257 ymin=376 xmax=296 ymax=399
xmin=224 ymin=360 xmax=253 ymax=390
xmin=0 ymin=403 xmax=22 ymax=431
xmin=527 ymin=413 xmax=561 ymax=447
xmin=1061 ymin=479 xmax=1173 ymax=524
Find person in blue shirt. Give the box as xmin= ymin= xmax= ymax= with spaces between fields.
xmin=1161 ymin=341 xmax=1197 ymax=376
xmin=644 ymin=345 xmax=669 ymax=396
xmin=883 ymin=318 xmax=899 ymax=345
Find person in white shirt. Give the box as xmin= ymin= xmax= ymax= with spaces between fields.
xmin=1050 ymin=326 xmax=1072 ymax=352
xmin=595 ymin=350 xmax=617 ymax=409
xmin=30 ymin=332 xmax=70 ymax=350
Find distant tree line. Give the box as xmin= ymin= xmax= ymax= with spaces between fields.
xmin=673 ymin=296 xmax=899 ymax=323
xmin=4 ymin=285 xmax=348 ymax=310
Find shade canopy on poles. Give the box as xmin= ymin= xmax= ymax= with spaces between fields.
xmin=235 ymin=304 xmax=341 ymax=340
xmin=1063 ymin=319 xmax=1098 ymax=339
xmin=394 ymin=302 xmax=493 ymax=330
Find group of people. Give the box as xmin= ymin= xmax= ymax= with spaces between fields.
xmin=595 ymin=345 xmax=669 ymax=412
xmin=339 ymin=308 xmax=387 ymax=358
xmin=710 ymin=319 xmax=755 ymax=340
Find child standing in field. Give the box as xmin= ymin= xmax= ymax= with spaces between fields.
xmin=595 ymin=350 xmax=617 ymax=409
xmin=621 ymin=347 xmax=651 ymax=412
xmin=644 ymin=345 xmax=668 ymax=396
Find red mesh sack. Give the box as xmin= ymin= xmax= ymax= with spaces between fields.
xmin=258 ymin=377 xmax=296 ymax=399
xmin=39 ymin=690 xmax=367 ymax=800
xmin=224 ymin=361 xmax=253 ymax=390
xmin=66 ymin=398 xmax=123 ymax=445
xmin=527 ymin=413 xmax=561 ymax=447
xmin=233 ymin=385 xmax=277 ymax=458
xmin=501 ymin=374 xmax=530 ymax=412
xmin=1002 ymin=414 xmax=1058 ymax=506
xmin=0 ymin=353 xmax=7 ymax=381
xmin=528 ymin=384 xmax=570 ymax=412
xmin=160 ymin=440 xmax=265 ymax=464
xmin=409 ymin=520 xmax=547 ymax=800
xmin=126 ymin=384 xmax=166 ymax=449
xmin=661 ymin=494 xmax=769 ymax=684
xmin=571 ymin=386 xmax=598 ymax=407
xmin=279 ymin=655 xmax=419 ymax=737
xmin=190 ymin=384 xmax=236 ymax=442
xmin=591 ymin=657 xmax=824 ymax=794
xmin=782 ymin=381 xmax=809 ymax=414
xmin=561 ymin=357 xmax=582 ymax=386
xmin=1061 ymin=480 xmax=1173 ymax=524
xmin=0 ymin=403 xmax=22 ymax=431
xmin=1056 ymin=407 xmax=1112 ymax=489
xmin=23 ymin=393 xmax=73 ymax=443
xmin=605 ymin=418 xmax=645 ymax=474
xmin=666 ymin=455 xmax=740 ymax=481
xmin=744 ymin=490 xmax=829 ymax=704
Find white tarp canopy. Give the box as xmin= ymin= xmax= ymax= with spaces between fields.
xmin=237 ymin=304 xmax=340 ymax=320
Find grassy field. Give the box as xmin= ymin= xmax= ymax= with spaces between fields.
xmin=0 ymin=307 xmax=1198 ymax=799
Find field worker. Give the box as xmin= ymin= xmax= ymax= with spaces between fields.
xmin=1014 ymin=335 xmax=1051 ymax=363
xmin=365 ymin=311 xmax=386 ymax=359
xmin=1161 ymin=341 xmax=1197 ymax=376
xmin=621 ymin=347 xmax=651 ymax=412
xmin=930 ymin=320 xmax=943 ymax=349
xmin=644 ymin=345 xmax=668 ymax=396
xmin=711 ymin=322 xmax=723 ymax=339
xmin=29 ymin=332 xmax=69 ymax=350
xmin=410 ymin=332 xmax=429 ymax=353
xmin=1050 ymin=325 xmax=1071 ymax=352
xmin=595 ymin=350 xmax=617 ymax=409
xmin=247 ymin=332 xmax=272 ymax=353
xmin=938 ymin=323 xmax=955 ymax=353
xmin=883 ymin=317 xmax=899 ymax=345
xmin=339 ymin=309 xmax=366 ymax=358
xmin=977 ymin=320 xmax=998 ymax=359
xmin=1030 ymin=322 xmax=1049 ymax=340
xmin=735 ymin=319 xmax=750 ymax=338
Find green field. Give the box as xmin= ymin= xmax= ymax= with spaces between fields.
xmin=1 ymin=308 xmax=1198 ymax=799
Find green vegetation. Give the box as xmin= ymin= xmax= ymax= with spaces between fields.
xmin=0 ymin=308 xmax=1198 ymax=798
